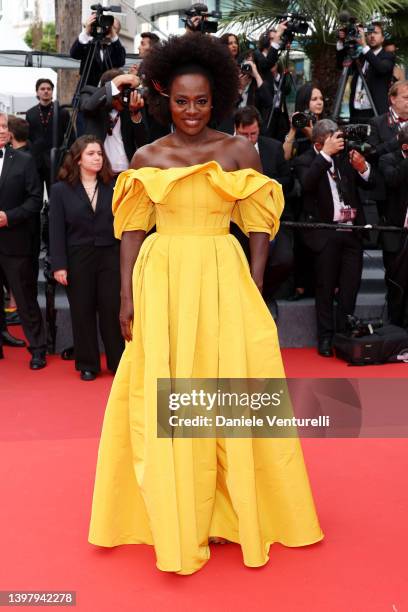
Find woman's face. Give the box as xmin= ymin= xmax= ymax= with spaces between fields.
xmin=169 ymin=73 xmax=213 ymax=136
xmin=227 ymin=35 xmax=239 ymax=58
xmin=309 ymin=88 xmax=324 ymax=116
xmin=79 ymin=143 xmax=104 ymax=175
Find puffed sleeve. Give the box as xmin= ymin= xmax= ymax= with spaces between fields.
xmin=112 ymin=171 xmax=155 ymax=239
xmin=231 ymin=178 xmax=284 ymax=241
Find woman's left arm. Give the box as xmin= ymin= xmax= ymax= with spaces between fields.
xmin=235 ymin=137 xmax=269 ymax=293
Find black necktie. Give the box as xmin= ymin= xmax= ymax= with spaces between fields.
xmin=0 ymin=150 xmax=3 ymax=158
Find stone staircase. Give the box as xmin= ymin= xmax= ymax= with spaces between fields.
xmin=37 ymin=249 xmax=388 ymax=352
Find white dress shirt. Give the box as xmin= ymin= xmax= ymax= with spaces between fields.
xmin=103 ymin=82 xmax=129 ymax=173
xmin=0 ymin=147 xmax=5 ymax=177
xmin=317 ymin=147 xmax=370 ymax=222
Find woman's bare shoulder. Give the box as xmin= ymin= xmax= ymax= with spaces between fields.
xmin=223 ymin=133 xmax=262 ymax=171
xmin=129 ymin=136 xmax=173 ymax=170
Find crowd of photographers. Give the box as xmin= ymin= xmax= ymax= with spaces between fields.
xmin=1 ymin=2 xmax=408 ymax=373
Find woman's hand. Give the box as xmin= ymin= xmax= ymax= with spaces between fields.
xmin=119 ymin=296 xmax=134 ymax=341
xmin=54 ymin=269 xmax=68 ymax=286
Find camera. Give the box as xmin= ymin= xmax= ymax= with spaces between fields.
xmin=89 ymin=3 xmax=121 ymax=40
xmin=337 ymin=11 xmax=375 ymax=60
xmin=120 ymin=86 xmax=146 ymax=107
xmin=292 ymin=111 xmax=316 ymax=129
xmin=240 ymin=63 xmax=253 ymax=75
xmin=346 ymin=315 xmax=383 ymax=337
xmin=184 ymin=6 xmax=221 ymax=34
xmin=340 ymin=123 xmax=375 ymax=155
xmin=278 ymin=13 xmax=309 ymax=47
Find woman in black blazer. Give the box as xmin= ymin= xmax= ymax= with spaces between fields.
xmin=49 ymin=135 xmax=124 ymax=380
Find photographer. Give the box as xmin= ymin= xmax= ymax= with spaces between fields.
xmin=365 ymin=80 xmax=408 ymax=217
xmin=378 ymin=126 xmax=408 ymax=327
xmin=369 ymin=80 xmax=408 ymax=157
xmin=79 ymin=69 xmax=147 ymax=174
xmin=217 ymin=51 xmax=274 ymax=134
xmin=184 ymin=3 xmax=214 ymax=35
xmin=70 ymin=12 xmax=126 ymax=88
xmin=254 ymin=24 xmax=288 ymax=81
xmin=336 ymin=21 xmax=395 ymax=121
xmin=294 ymin=119 xmax=374 ymax=356
xmin=283 ymin=83 xmax=325 ymax=160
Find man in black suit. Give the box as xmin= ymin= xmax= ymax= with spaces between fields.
xmin=234 ymin=106 xmax=294 ymax=305
xmin=379 ymin=127 xmax=408 ymax=327
xmin=0 ymin=112 xmax=46 ymax=368
xmin=70 ymin=13 xmax=126 ymax=88
xmin=80 ymin=69 xmax=147 ymax=173
xmin=25 ymin=78 xmax=71 ymax=193
xmin=294 ymin=119 xmax=374 ymax=356
xmin=369 ymin=80 xmax=408 ymax=156
xmin=366 ymin=80 xmax=408 ymax=218
xmin=336 ymin=22 xmax=395 ymax=121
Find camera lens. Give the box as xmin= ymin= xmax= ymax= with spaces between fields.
xmin=292 ymin=112 xmax=308 ymax=129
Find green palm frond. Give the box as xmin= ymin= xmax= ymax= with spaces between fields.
xmin=222 ymin=0 xmax=408 ymax=39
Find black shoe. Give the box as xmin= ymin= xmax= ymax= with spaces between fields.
xmin=61 ymin=346 xmax=75 ymax=361
xmin=5 ymin=311 xmax=21 ymax=326
xmin=317 ymin=338 xmax=333 ymax=358
xmin=80 ymin=370 xmax=97 ymax=381
xmin=29 ymin=351 xmax=47 ymax=370
xmin=1 ymin=330 xmax=26 ymax=347
xmin=0 ymin=345 xmax=3 ymax=360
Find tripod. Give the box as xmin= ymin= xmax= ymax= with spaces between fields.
xmin=59 ymin=37 xmax=114 ymax=161
xmin=332 ymin=54 xmax=378 ymax=122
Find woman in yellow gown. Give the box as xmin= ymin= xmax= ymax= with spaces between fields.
xmin=89 ymin=34 xmax=323 ymax=575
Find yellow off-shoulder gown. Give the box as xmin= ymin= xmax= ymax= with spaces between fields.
xmin=88 ymin=161 xmax=323 ymax=575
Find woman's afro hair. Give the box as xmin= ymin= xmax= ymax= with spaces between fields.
xmin=141 ymin=34 xmax=240 ymax=125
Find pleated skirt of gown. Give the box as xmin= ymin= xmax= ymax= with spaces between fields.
xmin=88 ymin=232 xmax=324 ymax=574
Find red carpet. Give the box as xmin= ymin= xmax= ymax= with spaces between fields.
xmin=1 ymin=331 xmax=407 ymax=611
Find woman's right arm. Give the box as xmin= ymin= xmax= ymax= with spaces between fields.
xmin=119 ymin=230 xmax=145 ymax=341
xmin=119 ymin=146 xmax=152 ymax=341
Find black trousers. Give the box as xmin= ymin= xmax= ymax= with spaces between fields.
xmin=383 ymin=243 xmax=408 ymax=327
xmin=66 ymin=244 xmax=124 ymax=372
xmin=0 ymin=253 xmax=46 ymax=352
xmin=314 ymin=231 xmax=363 ymax=340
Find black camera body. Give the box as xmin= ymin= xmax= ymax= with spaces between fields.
xmin=292 ymin=111 xmax=316 ymax=130
xmin=185 ymin=7 xmax=221 ymax=34
xmin=338 ymin=11 xmax=375 ymax=60
xmin=340 ymin=123 xmax=375 ymax=155
xmin=279 ymin=13 xmax=309 ymax=47
xmin=346 ymin=315 xmax=383 ymax=338
xmin=240 ymin=62 xmax=253 ymax=75
xmin=120 ymin=86 xmax=146 ymax=108
xmin=90 ymin=3 xmax=120 ymax=40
